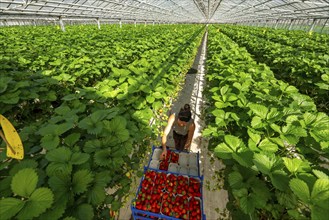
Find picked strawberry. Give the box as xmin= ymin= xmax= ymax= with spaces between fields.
xmin=189 ymin=197 xmax=202 ymax=219
xmin=159 ymin=161 xmax=169 ymax=170
xmin=162 ymin=207 xmax=170 ymax=215
xmin=170 ymin=152 xmax=179 ymax=163
xmin=182 ymin=213 xmax=188 ymax=220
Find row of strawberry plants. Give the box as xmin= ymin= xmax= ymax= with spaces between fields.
xmin=203 ymin=26 xmax=329 ymax=220
xmin=235 ymin=25 xmax=329 ymax=54
xmin=0 ymin=24 xmax=199 ymax=119
xmin=219 ymin=25 xmax=329 ymax=114
xmin=0 ymin=24 xmax=205 ymax=219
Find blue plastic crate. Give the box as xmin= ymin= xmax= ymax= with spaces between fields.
xmin=132 ymin=167 xmax=206 ymax=220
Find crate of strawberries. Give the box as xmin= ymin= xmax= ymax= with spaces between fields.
xmin=131 ymin=167 xmax=206 ymax=220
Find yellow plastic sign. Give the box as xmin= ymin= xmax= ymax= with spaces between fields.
xmin=0 ymin=115 xmax=24 ymax=160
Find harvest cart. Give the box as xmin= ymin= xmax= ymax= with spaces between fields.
xmin=131 ymin=146 xmax=206 ymax=220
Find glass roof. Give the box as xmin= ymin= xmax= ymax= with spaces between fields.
xmin=0 ymin=0 xmax=328 ymax=23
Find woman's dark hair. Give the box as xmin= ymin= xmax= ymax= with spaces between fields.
xmin=178 ymin=104 xmax=191 ymax=122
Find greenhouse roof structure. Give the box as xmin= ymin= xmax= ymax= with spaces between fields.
xmin=0 ymin=0 xmax=329 ymax=24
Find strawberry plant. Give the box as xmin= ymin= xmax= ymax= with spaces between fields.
xmin=220 ymin=25 xmax=329 ymax=113
xmin=204 ymin=25 xmax=329 ymax=220
xmin=0 ymin=24 xmax=205 ymax=219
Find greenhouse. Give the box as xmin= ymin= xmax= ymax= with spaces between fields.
xmin=0 ymin=1 xmax=329 ymax=220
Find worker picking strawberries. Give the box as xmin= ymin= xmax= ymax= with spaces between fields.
xmin=160 ymin=104 xmax=196 ymax=160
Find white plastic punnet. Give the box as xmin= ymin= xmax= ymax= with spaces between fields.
xmin=188 ymin=152 xmax=198 ymax=167
xmin=149 ymin=159 xmax=160 ymax=169
xmin=189 ymin=166 xmax=198 ymax=176
xmin=179 ymin=165 xmax=189 ymax=175
xmin=152 ymin=148 xmax=162 ymax=160
xmin=168 ymin=163 xmax=179 ymax=173
xmin=178 ymin=152 xmax=189 ymax=166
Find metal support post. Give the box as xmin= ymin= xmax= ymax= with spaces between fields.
xmin=302 ymin=20 xmax=308 ymax=31
xmin=59 ymin=17 xmax=65 ymax=32
xmin=144 ymin=20 xmax=146 ymax=26
xmin=134 ymin=20 xmax=136 ymax=27
xmin=309 ymin=19 xmax=316 ymax=33
xmin=282 ymin=20 xmax=287 ymax=29
xmin=295 ymin=20 xmax=301 ymax=30
xmin=274 ymin=19 xmax=279 ymax=29
xmin=320 ymin=19 xmax=328 ymax=34
xmin=96 ymin=18 xmax=101 ymax=30
xmin=153 ymin=21 xmax=155 ymax=26
xmin=119 ymin=19 xmax=122 ymax=28
xmin=288 ymin=19 xmax=294 ymax=30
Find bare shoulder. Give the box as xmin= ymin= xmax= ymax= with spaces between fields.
xmin=167 ymin=114 xmax=176 ymax=124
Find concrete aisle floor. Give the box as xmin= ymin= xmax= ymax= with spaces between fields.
xmin=168 ymin=30 xmax=229 ymax=220
xmin=117 ymin=29 xmax=229 ymax=220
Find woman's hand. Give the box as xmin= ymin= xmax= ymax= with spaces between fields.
xmin=160 ymin=149 xmax=167 ymax=160
xmin=184 ymin=141 xmax=191 ymax=151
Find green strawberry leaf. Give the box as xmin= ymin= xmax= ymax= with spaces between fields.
xmin=311 ymin=205 xmax=329 ymax=220
xmin=258 ymin=138 xmax=278 ymax=153
xmin=312 ymin=170 xmax=329 ymax=179
xmin=111 ymin=200 xmax=122 ymax=211
xmin=311 ymin=179 xmax=329 ymax=204
xmin=16 ymin=188 xmax=54 ymax=220
xmin=249 ymin=103 xmax=268 ymax=119
xmin=0 ymin=198 xmax=25 ymax=220
xmin=87 ymin=186 xmax=106 ymax=206
xmin=253 ymin=154 xmax=275 ymax=175
xmin=11 ymin=168 xmax=38 ymax=197
xmin=153 ymin=91 xmax=162 ymax=99
xmin=224 ymin=135 xmax=244 ymax=151
xmin=94 ymin=150 xmax=112 ymax=167
xmin=74 ymin=204 xmax=94 ymax=220
xmin=247 ymin=129 xmax=261 ymax=144
xmin=283 ymin=157 xmax=311 ymax=174
xmin=289 ymin=178 xmax=310 ymax=203
xmin=78 ymin=118 xmax=103 ymax=135
xmin=228 ymin=171 xmax=244 ymax=189
xmin=146 ymin=95 xmax=155 ymax=103
xmin=270 ymin=170 xmax=289 ymax=191
xmin=46 ymin=147 xmax=72 ymax=163
xmin=9 ymin=159 xmax=38 ymax=176
xmin=302 ymin=112 xmax=317 ymax=127
xmin=84 ymin=139 xmax=102 ymax=153
xmin=46 ymin=162 xmax=72 ymax=177
xmin=251 ymin=116 xmax=263 ymax=129
xmin=41 ymin=135 xmax=60 ymax=150
xmin=70 ymin=152 xmax=90 ymax=165
xmin=0 ymin=77 xmax=12 ymax=93
xmin=64 ymin=133 xmax=81 ymax=147
xmin=239 ymin=196 xmax=255 ymax=214
xmin=72 ymin=170 xmax=94 ymax=194
xmin=214 ymin=143 xmax=233 ymax=159
xmin=232 ymin=150 xmax=254 ymax=167
xmin=276 ymin=191 xmax=297 ymax=209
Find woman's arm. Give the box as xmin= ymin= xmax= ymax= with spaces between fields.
xmin=184 ymin=122 xmax=195 ymax=150
xmin=160 ymin=114 xmax=175 ymax=159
